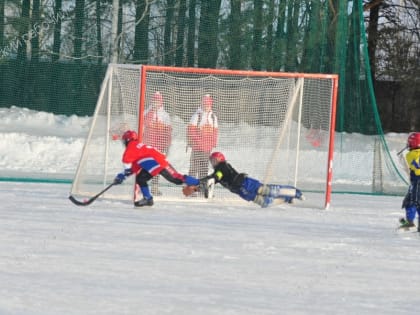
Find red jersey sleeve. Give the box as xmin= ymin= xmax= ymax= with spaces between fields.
xmin=122 ymin=141 xmax=169 ymax=175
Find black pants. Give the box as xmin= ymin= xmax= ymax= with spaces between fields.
xmin=136 ymin=166 xmax=184 ymax=188
xmin=402 ymin=180 xmax=420 ymax=208
xmin=150 ymin=148 xmax=168 ymax=191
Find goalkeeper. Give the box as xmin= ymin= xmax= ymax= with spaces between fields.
xmin=184 ymin=152 xmax=304 ymax=208
xmin=114 ymin=130 xmax=200 ymax=207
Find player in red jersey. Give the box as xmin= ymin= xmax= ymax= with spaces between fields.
xmin=114 ymin=130 xmax=199 ymax=207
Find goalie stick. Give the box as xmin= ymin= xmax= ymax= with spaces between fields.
xmin=68 ymin=183 xmax=115 ymax=206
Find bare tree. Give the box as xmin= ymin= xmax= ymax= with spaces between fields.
xmin=365 ymin=0 xmax=383 ymax=80
xmin=273 ymin=0 xmax=287 ymax=71
xmin=186 ymin=0 xmax=197 ymax=66
xmin=95 ymin=0 xmax=103 ymax=64
xmin=164 ymin=0 xmax=175 ymax=65
xmin=52 ymin=0 xmax=63 ymax=62
xmin=228 ymin=0 xmax=242 ymax=70
xmin=0 ymin=0 xmax=5 ymax=49
xmin=197 ymin=0 xmax=221 ymax=68
xmin=17 ymin=0 xmax=30 ymax=62
xmin=251 ymin=0 xmax=263 ymax=70
xmin=133 ymin=0 xmax=150 ymax=64
xmin=284 ymin=0 xmax=300 ymax=71
xmin=74 ymin=0 xmax=86 ymax=63
xmin=364 ymin=0 xmax=420 ymax=131
xmin=31 ymin=0 xmax=40 ymax=62
xmin=265 ymin=0 xmax=275 ymax=71
xmin=175 ymin=0 xmax=187 ymax=66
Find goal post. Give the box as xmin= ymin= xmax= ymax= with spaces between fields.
xmin=70 ymin=64 xmax=338 ymax=208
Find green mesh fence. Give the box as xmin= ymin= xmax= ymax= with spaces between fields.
xmin=0 ymin=0 xmax=408 ymax=194
xmin=0 ymin=60 xmax=105 ymax=116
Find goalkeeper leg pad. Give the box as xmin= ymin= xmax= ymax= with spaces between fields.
xmin=259 ymin=184 xmax=303 ymax=199
xmin=254 ymin=195 xmax=273 ymax=208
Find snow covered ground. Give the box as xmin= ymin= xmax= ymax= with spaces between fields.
xmin=0 ymin=107 xmax=419 ymax=315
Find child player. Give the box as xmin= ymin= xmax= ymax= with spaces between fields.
xmin=399 ymin=132 xmax=420 ymax=231
xmin=183 ymin=151 xmax=304 ymax=208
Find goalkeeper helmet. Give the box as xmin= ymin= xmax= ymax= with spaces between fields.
xmin=122 ymin=130 xmax=138 ymax=146
xmin=209 ymin=152 xmax=225 ymax=167
xmin=408 ymin=132 xmax=420 ymax=150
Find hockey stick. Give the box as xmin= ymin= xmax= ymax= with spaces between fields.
xmin=68 ymin=183 xmax=115 ymax=206
xmin=397 ymin=146 xmax=407 ymax=156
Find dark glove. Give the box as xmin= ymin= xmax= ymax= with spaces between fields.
xmin=114 ymin=173 xmax=126 ymax=185
xmin=114 ymin=168 xmax=132 ymax=185
xmin=123 ymin=168 xmax=133 ymax=177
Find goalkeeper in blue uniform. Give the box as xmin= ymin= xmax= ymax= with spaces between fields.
xmin=184 ymin=152 xmax=304 ymax=208
xmin=399 ymin=132 xmax=420 ymax=231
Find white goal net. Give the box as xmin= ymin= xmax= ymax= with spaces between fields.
xmin=70 ymin=64 xmax=338 ymax=208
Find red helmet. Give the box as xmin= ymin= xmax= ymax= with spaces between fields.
xmin=122 ymin=130 xmax=138 ymax=145
xmin=202 ymin=94 xmax=213 ymax=107
xmin=408 ymin=132 xmax=420 ymax=150
xmin=209 ymin=152 xmax=225 ymax=167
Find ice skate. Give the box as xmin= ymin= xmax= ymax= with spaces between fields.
xmin=134 ymin=197 xmax=154 ymax=207
xmin=398 ymin=217 xmax=415 ymax=230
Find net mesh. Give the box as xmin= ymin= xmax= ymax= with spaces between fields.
xmin=70 ymin=65 xmax=337 ymax=208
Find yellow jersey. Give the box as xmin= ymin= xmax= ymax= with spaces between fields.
xmin=406 ymin=149 xmax=420 ymax=178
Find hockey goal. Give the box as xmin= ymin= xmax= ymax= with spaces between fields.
xmin=70 ymin=64 xmax=338 ymax=208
